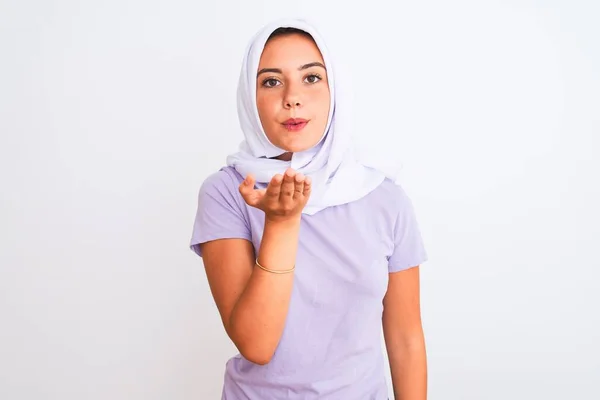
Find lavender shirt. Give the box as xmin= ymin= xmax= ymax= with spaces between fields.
xmin=190 ymin=166 xmax=427 ymax=400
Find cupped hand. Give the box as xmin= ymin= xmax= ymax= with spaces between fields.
xmin=239 ymin=168 xmax=312 ymax=221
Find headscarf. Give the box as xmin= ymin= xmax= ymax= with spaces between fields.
xmin=226 ymin=18 xmax=387 ymax=215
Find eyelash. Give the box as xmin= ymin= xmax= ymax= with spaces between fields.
xmin=261 ymin=73 xmax=323 ymax=88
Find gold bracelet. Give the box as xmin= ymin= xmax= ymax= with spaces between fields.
xmin=255 ymin=258 xmax=295 ymax=274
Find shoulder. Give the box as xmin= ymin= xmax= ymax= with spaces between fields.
xmin=376 ymin=178 xmax=410 ymax=200
xmin=196 ymin=166 xmax=248 ymax=214
xmin=365 ymin=178 xmax=423 ymax=240
xmin=368 ymin=177 xmax=413 ymax=216
xmin=198 ymin=166 xmax=244 ymax=198
xmin=190 ymin=167 xmax=252 ymax=255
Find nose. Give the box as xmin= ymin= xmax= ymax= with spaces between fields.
xmin=283 ymin=84 xmax=302 ymax=109
xmin=285 ymin=99 xmax=302 ymax=108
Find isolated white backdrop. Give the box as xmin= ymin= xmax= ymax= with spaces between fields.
xmin=1 ymin=0 xmax=599 ymax=399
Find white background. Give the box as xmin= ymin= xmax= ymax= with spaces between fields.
xmin=1 ymin=0 xmax=599 ymax=399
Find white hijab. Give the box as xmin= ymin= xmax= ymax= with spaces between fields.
xmin=226 ymin=18 xmax=387 ymax=215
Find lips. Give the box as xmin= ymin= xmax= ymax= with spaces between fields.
xmin=282 ymin=118 xmax=308 ymax=132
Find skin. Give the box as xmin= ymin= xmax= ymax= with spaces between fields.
xmin=256 ymin=33 xmax=330 ymax=161
xmin=200 ymin=32 xmax=426 ymax=399
xmin=384 ymin=266 xmax=428 ymax=399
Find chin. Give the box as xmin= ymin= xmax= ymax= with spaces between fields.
xmin=279 ymin=141 xmax=320 ymax=153
xmin=273 ymin=133 xmax=323 ymax=154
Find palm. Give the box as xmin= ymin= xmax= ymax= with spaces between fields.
xmin=244 ymin=188 xmax=267 ymax=208
xmin=238 ymin=169 xmax=311 ymax=217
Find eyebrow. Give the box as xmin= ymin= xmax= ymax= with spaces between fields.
xmin=256 ymin=62 xmax=326 ymax=78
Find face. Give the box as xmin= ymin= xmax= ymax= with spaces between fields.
xmin=256 ymin=33 xmax=331 ymax=157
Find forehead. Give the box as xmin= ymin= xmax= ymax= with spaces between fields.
xmin=258 ymin=33 xmax=324 ymax=67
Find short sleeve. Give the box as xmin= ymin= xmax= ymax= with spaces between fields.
xmin=387 ymin=186 xmax=428 ymax=273
xmin=189 ymin=169 xmax=252 ymax=257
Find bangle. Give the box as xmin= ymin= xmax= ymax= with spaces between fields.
xmin=255 ymin=258 xmax=295 ymax=274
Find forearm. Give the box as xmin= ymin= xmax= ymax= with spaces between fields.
xmin=229 ymin=217 xmax=300 ymax=364
xmin=387 ymin=337 xmax=427 ymax=400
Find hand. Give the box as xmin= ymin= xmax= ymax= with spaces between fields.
xmin=239 ymin=168 xmax=312 ymax=222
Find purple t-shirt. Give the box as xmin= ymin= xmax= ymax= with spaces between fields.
xmin=190 ymin=166 xmax=427 ymax=400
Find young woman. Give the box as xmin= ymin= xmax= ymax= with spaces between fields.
xmin=190 ymin=18 xmax=428 ymax=400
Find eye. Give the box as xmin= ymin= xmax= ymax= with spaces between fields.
xmin=304 ymin=74 xmax=322 ymax=84
xmin=262 ymin=78 xmax=281 ymax=88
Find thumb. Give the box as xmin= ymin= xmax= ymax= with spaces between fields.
xmin=239 ymin=174 xmax=258 ymax=204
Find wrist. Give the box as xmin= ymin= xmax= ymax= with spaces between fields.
xmin=264 ymin=214 xmax=301 ymax=228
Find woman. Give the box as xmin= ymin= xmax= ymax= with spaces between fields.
xmin=190 ymin=18 xmax=428 ymax=400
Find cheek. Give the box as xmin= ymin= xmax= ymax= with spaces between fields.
xmin=256 ymin=93 xmax=280 ymax=121
xmin=308 ymin=91 xmax=331 ymax=121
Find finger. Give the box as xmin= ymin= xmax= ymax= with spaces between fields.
xmin=256 ymin=188 xmax=267 ymax=196
xmin=293 ymin=173 xmax=305 ymax=200
xmin=303 ymin=176 xmax=312 ymax=197
xmin=280 ymin=168 xmax=296 ymax=202
xmin=239 ymin=175 xmax=259 ymax=206
xmin=266 ymin=174 xmax=283 ymax=199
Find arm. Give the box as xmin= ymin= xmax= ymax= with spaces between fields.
xmin=383 ymin=266 xmax=427 ymax=400
xmin=200 ymin=169 xmax=310 ymax=365
xmin=201 ymin=218 xmax=299 ymax=365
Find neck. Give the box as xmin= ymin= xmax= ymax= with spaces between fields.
xmin=273 ymin=152 xmax=293 ymax=161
